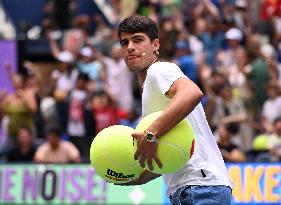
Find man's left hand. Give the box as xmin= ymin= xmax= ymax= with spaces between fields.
xmin=132 ymin=131 xmax=162 ymax=171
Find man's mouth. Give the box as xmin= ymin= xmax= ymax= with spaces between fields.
xmin=127 ymin=55 xmax=140 ymax=61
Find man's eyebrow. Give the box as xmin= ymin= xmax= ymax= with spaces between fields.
xmin=120 ymin=34 xmax=145 ymax=44
xmin=131 ymin=34 xmax=145 ymax=39
xmin=121 ymin=34 xmax=145 ymax=41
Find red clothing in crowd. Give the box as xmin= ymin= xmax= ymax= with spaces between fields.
xmin=260 ymin=0 xmax=281 ymax=20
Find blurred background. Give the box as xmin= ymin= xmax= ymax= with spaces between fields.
xmin=0 ymin=0 xmax=281 ymax=204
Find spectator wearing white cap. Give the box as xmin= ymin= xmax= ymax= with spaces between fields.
xmin=50 ymin=51 xmax=78 ymax=102
xmin=216 ymin=28 xmax=244 ymax=73
xmin=49 ymin=51 xmax=79 ymax=132
xmin=77 ymin=46 xmax=105 ymax=93
xmin=47 ymin=32 xmax=79 ymax=101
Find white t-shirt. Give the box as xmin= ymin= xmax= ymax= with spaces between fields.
xmin=142 ymin=62 xmax=233 ymax=196
xmin=262 ymin=96 xmax=281 ymax=123
xmin=52 ymin=69 xmax=78 ymax=92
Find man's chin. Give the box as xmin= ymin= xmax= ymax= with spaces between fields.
xmin=129 ymin=66 xmax=145 ymax=73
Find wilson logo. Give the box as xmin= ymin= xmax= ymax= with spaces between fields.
xmin=105 ymin=169 xmax=135 ymax=182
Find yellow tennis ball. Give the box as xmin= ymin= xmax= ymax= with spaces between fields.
xmin=252 ymin=134 xmax=268 ymax=151
xmin=90 ymin=125 xmax=143 ymax=183
xmin=135 ymin=111 xmax=195 ymax=174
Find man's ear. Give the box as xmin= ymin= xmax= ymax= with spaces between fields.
xmin=152 ymin=39 xmax=160 ymax=52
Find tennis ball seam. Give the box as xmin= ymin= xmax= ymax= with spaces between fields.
xmin=158 ymin=141 xmax=188 ymax=161
xmin=102 ymin=128 xmax=140 ymax=168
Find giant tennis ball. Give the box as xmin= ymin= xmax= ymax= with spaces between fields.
xmin=135 ymin=111 xmax=195 ymax=174
xmin=90 ymin=125 xmax=143 ymax=183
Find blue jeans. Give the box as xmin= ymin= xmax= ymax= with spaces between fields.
xmin=169 ymin=185 xmax=232 ymax=205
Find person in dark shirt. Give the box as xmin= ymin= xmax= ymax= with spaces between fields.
xmin=7 ymin=126 xmax=37 ymax=162
xmin=217 ymin=123 xmax=246 ymax=162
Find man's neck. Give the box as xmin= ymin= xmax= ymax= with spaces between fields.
xmin=137 ymin=70 xmax=147 ymax=89
xmin=137 ymin=56 xmax=159 ymax=88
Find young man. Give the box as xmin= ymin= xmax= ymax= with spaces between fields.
xmin=118 ymin=15 xmax=232 ymax=205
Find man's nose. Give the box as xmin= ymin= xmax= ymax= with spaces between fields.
xmin=128 ymin=41 xmax=135 ymax=52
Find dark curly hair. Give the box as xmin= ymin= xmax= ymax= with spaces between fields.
xmin=118 ymin=15 xmax=158 ymax=41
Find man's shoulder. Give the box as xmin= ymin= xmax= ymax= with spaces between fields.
xmin=151 ymin=61 xmax=177 ymax=68
xmin=61 ymin=140 xmax=77 ymax=150
xmin=148 ymin=61 xmax=180 ymax=74
xmin=37 ymin=142 xmax=49 ymax=150
xmin=35 ymin=142 xmax=49 ymax=155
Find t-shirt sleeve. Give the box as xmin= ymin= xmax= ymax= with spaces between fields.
xmin=148 ymin=62 xmax=187 ymax=95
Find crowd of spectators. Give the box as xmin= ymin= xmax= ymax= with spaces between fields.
xmin=1 ymin=0 xmax=281 ymax=164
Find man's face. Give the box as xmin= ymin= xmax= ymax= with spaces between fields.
xmin=47 ymin=133 xmax=60 ymax=149
xmin=119 ymin=32 xmax=159 ymax=72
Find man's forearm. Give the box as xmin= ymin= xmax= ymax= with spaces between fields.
xmin=116 ymin=170 xmax=161 ymax=186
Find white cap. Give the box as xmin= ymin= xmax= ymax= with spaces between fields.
xmin=225 ymin=28 xmax=243 ymax=40
xmin=80 ymin=47 xmax=93 ymax=57
xmin=57 ymin=51 xmax=74 ymax=63
xmin=235 ymin=0 xmax=247 ymax=8
xmin=261 ymin=43 xmax=275 ymax=58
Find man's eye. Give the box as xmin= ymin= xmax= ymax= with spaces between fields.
xmin=120 ymin=42 xmax=127 ymax=47
xmin=134 ymin=39 xmax=142 ymax=43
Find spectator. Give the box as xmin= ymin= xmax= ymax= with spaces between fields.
xmin=267 ymin=117 xmax=281 ymax=161
xmin=176 ymin=29 xmax=204 ymax=63
xmin=0 ymin=73 xmax=37 ymax=149
xmin=158 ymin=16 xmax=179 ymax=60
xmin=50 ymin=51 xmax=78 ymax=101
xmin=50 ymin=51 xmax=78 ymax=131
xmin=48 ymin=31 xmax=79 ymax=101
xmin=95 ymin=43 xmax=134 ymax=112
xmin=217 ymin=124 xmax=246 ymax=162
xmin=66 ymin=73 xmax=93 ymax=161
xmin=6 ymin=126 xmax=37 ymax=162
xmin=262 ymin=82 xmax=281 ymax=133
xmin=226 ymin=48 xmax=252 ymax=101
xmin=217 ymin=27 xmax=244 ymax=71
xmin=174 ymin=40 xmax=198 ymax=83
xmin=202 ymin=71 xmax=227 ymax=125
xmin=23 ymin=61 xmax=46 ymax=139
xmin=77 ymin=46 xmax=105 ymax=92
xmin=91 ymin=90 xmax=122 ymax=134
xmin=211 ymin=81 xmax=252 ymax=150
xmin=244 ymin=35 xmax=271 ymax=111
xmin=34 ymin=127 xmax=80 ymax=163
xmin=199 ymin=18 xmax=224 ymax=69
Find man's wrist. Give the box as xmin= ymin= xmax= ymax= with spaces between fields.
xmin=144 ymin=130 xmax=158 ymax=143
